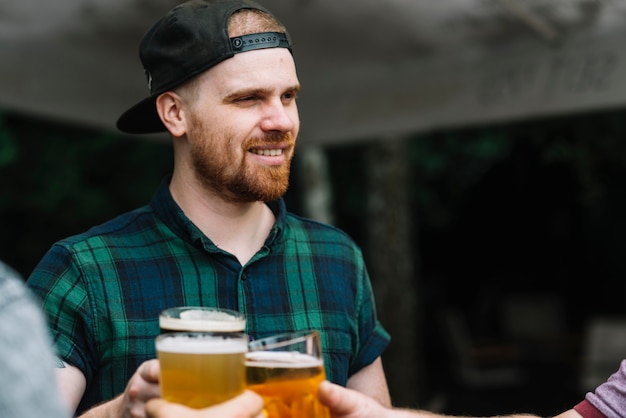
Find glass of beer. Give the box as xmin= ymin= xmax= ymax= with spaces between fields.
xmin=246 ymin=330 xmax=330 ymax=418
xmin=159 ymin=306 xmax=246 ymax=334
xmin=155 ymin=331 xmax=248 ymax=408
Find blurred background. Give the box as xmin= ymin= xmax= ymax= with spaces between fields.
xmin=3 ymin=0 xmax=626 ymax=416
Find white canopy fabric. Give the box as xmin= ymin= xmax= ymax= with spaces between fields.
xmin=2 ymin=0 xmax=626 ymax=145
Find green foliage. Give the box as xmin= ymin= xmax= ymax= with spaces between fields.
xmin=0 ymin=111 xmax=172 ymax=276
xmin=407 ymin=129 xmax=514 ymax=229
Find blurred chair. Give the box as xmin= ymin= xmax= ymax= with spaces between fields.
xmin=579 ymin=316 xmax=626 ymax=394
xmin=438 ymin=307 xmax=528 ymax=390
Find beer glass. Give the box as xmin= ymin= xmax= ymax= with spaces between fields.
xmin=156 ymin=332 xmax=248 ymax=408
xmin=246 ymin=330 xmax=330 ymax=418
xmin=159 ymin=306 xmax=246 ymax=334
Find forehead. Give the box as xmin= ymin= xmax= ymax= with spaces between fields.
xmin=203 ymin=48 xmax=299 ymax=92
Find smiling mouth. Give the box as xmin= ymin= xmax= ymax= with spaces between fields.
xmin=250 ymin=148 xmax=284 ymax=156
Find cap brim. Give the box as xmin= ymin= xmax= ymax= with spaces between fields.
xmin=116 ymin=95 xmax=167 ymax=134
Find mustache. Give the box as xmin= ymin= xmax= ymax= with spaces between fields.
xmin=246 ymin=132 xmax=295 ymax=147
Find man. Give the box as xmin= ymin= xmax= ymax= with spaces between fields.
xmin=26 ymin=0 xmax=391 ymax=417
xmin=0 ymin=260 xmax=69 ymax=418
xmin=145 ymin=360 xmax=626 ymax=418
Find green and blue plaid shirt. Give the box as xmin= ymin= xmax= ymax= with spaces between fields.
xmin=27 ymin=176 xmax=390 ymax=415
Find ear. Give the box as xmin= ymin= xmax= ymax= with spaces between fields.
xmin=156 ymin=91 xmax=186 ymax=137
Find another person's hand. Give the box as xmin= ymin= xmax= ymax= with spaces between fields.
xmin=145 ymin=390 xmax=264 ymax=418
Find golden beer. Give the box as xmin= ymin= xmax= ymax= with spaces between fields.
xmin=156 ymin=332 xmax=247 ymax=408
xmin=159 ymin=306 xmax=246 ymax=334
xmin=246 ymin=331 xmax=330 ymax=418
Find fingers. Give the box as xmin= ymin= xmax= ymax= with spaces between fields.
xmin=191 ymin=391 xmax=264 ymax=418
xmin=319 ymin=380 xmax=348 ymax=409
xmin=145 ymin=391 xmax=263 ymax=418
xmin=145 ymin=398 xmax=190 ymax=418
xmin=218 ymin=390 xmax=264 ymax=415
xmin=125 ymin=360 xmax=162 ymax=418
xmin=318 ymin=380 xmax=366 ymax=418
xmin=139 ymin=359 xmax=160 ymax=384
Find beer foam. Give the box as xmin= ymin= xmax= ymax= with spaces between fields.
xmin=160 ymin=309 xmax=245 ymax=332
xmin=180 ymin=309 xmax=239 ymax=321
xmin=245 ymin=351 xmax=323 ymax=368
xmin=156 ymin=335 xmax=247 ymax=354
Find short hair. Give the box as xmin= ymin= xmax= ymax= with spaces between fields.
xmin=175 ymin=9 xmax=288 ymax=103
xmin=228 ymin=8 xmax=287 ymax=37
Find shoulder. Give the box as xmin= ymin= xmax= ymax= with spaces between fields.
xmin=27 ymin=205 xmax=156 ymax=283
xmin=281 ymin=213 xmax=367 ymax=270
xmin=284 ymin=212 xmax=360 ymax=245
xmin=270 ymin=199 xmax=360 ymax=248
xmin=53 ymin=204 xmax=156 ymax=249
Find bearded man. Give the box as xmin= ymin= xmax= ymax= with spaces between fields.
xmin=27 ymin=1 xmax=391 ymax=417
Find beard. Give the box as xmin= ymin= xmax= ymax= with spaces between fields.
xmin=189 ymin=125 xmax=294 ymax=204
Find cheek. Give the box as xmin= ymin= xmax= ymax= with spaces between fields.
xmin=290 ymin=107 xmax=300 ymax=129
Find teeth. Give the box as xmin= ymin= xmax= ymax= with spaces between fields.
xmin=251 ymin=149 xmax=283 ymax=156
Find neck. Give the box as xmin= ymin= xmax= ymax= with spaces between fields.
xmin=169 ymin=172 xmax=276 ymax=266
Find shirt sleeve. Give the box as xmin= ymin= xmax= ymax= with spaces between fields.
xmin=26 ymin=244 xmax=96 ymax=382
xmin=581 ymin=359 xmax=626 ymax=418
xmin=574 ymin=400 xmax=608 ymax=418
xmin=349 ymin=261 xmax=391 ymax=375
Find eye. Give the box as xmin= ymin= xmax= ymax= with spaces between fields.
xmin=236 ymin=95 xmax=257 ymax=103
xmin=282 ymin=90 xmax=298 ymax=102
xmin=231 ymin=95 xmax=260 ymax=107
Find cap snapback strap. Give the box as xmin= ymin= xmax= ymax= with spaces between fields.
xmin=230 ymin=32 xmax=291 ymax=53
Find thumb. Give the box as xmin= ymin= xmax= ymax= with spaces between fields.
xmin=209 ymin=390 xmax=264 ymax=416
xmin=140 ymin=359 xmax=160 ymax=383
xmin=318 ymin=380 xmax=365 ymax=417
xmin=145 ymin=398 xmax=189 ymax=418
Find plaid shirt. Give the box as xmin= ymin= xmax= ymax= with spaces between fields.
xmin=27 ymin=176 xmax=390 ymax=415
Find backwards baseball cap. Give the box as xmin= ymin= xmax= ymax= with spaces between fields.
xmin=117 ymin=0 xmax=292 ymax=134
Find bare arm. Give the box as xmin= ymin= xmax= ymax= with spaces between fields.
xmin=320 ymin=380 xmax=585 ymax=418
xmin=64 ymin=359 xmax=160 ymax=418
xmin=55 ymin=362 xmax=123 ymax=418
xmin=345 ymin=357 xmax=391 ymax=407
xmin=55 ymin=362 xmax=87 ymax=414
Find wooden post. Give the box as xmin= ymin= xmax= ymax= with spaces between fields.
xmin=363 ymin=136 xmax=421 ymax=408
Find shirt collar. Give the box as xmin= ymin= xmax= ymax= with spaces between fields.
xmin=151 ymin=175 xmax=286 ymax=249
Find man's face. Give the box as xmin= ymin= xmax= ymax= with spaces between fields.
xmin=183 ymin=47 xmax=300 ymax=203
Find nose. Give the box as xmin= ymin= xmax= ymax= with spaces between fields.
xmin=260 ymin=98 xmax=297 ymax=133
